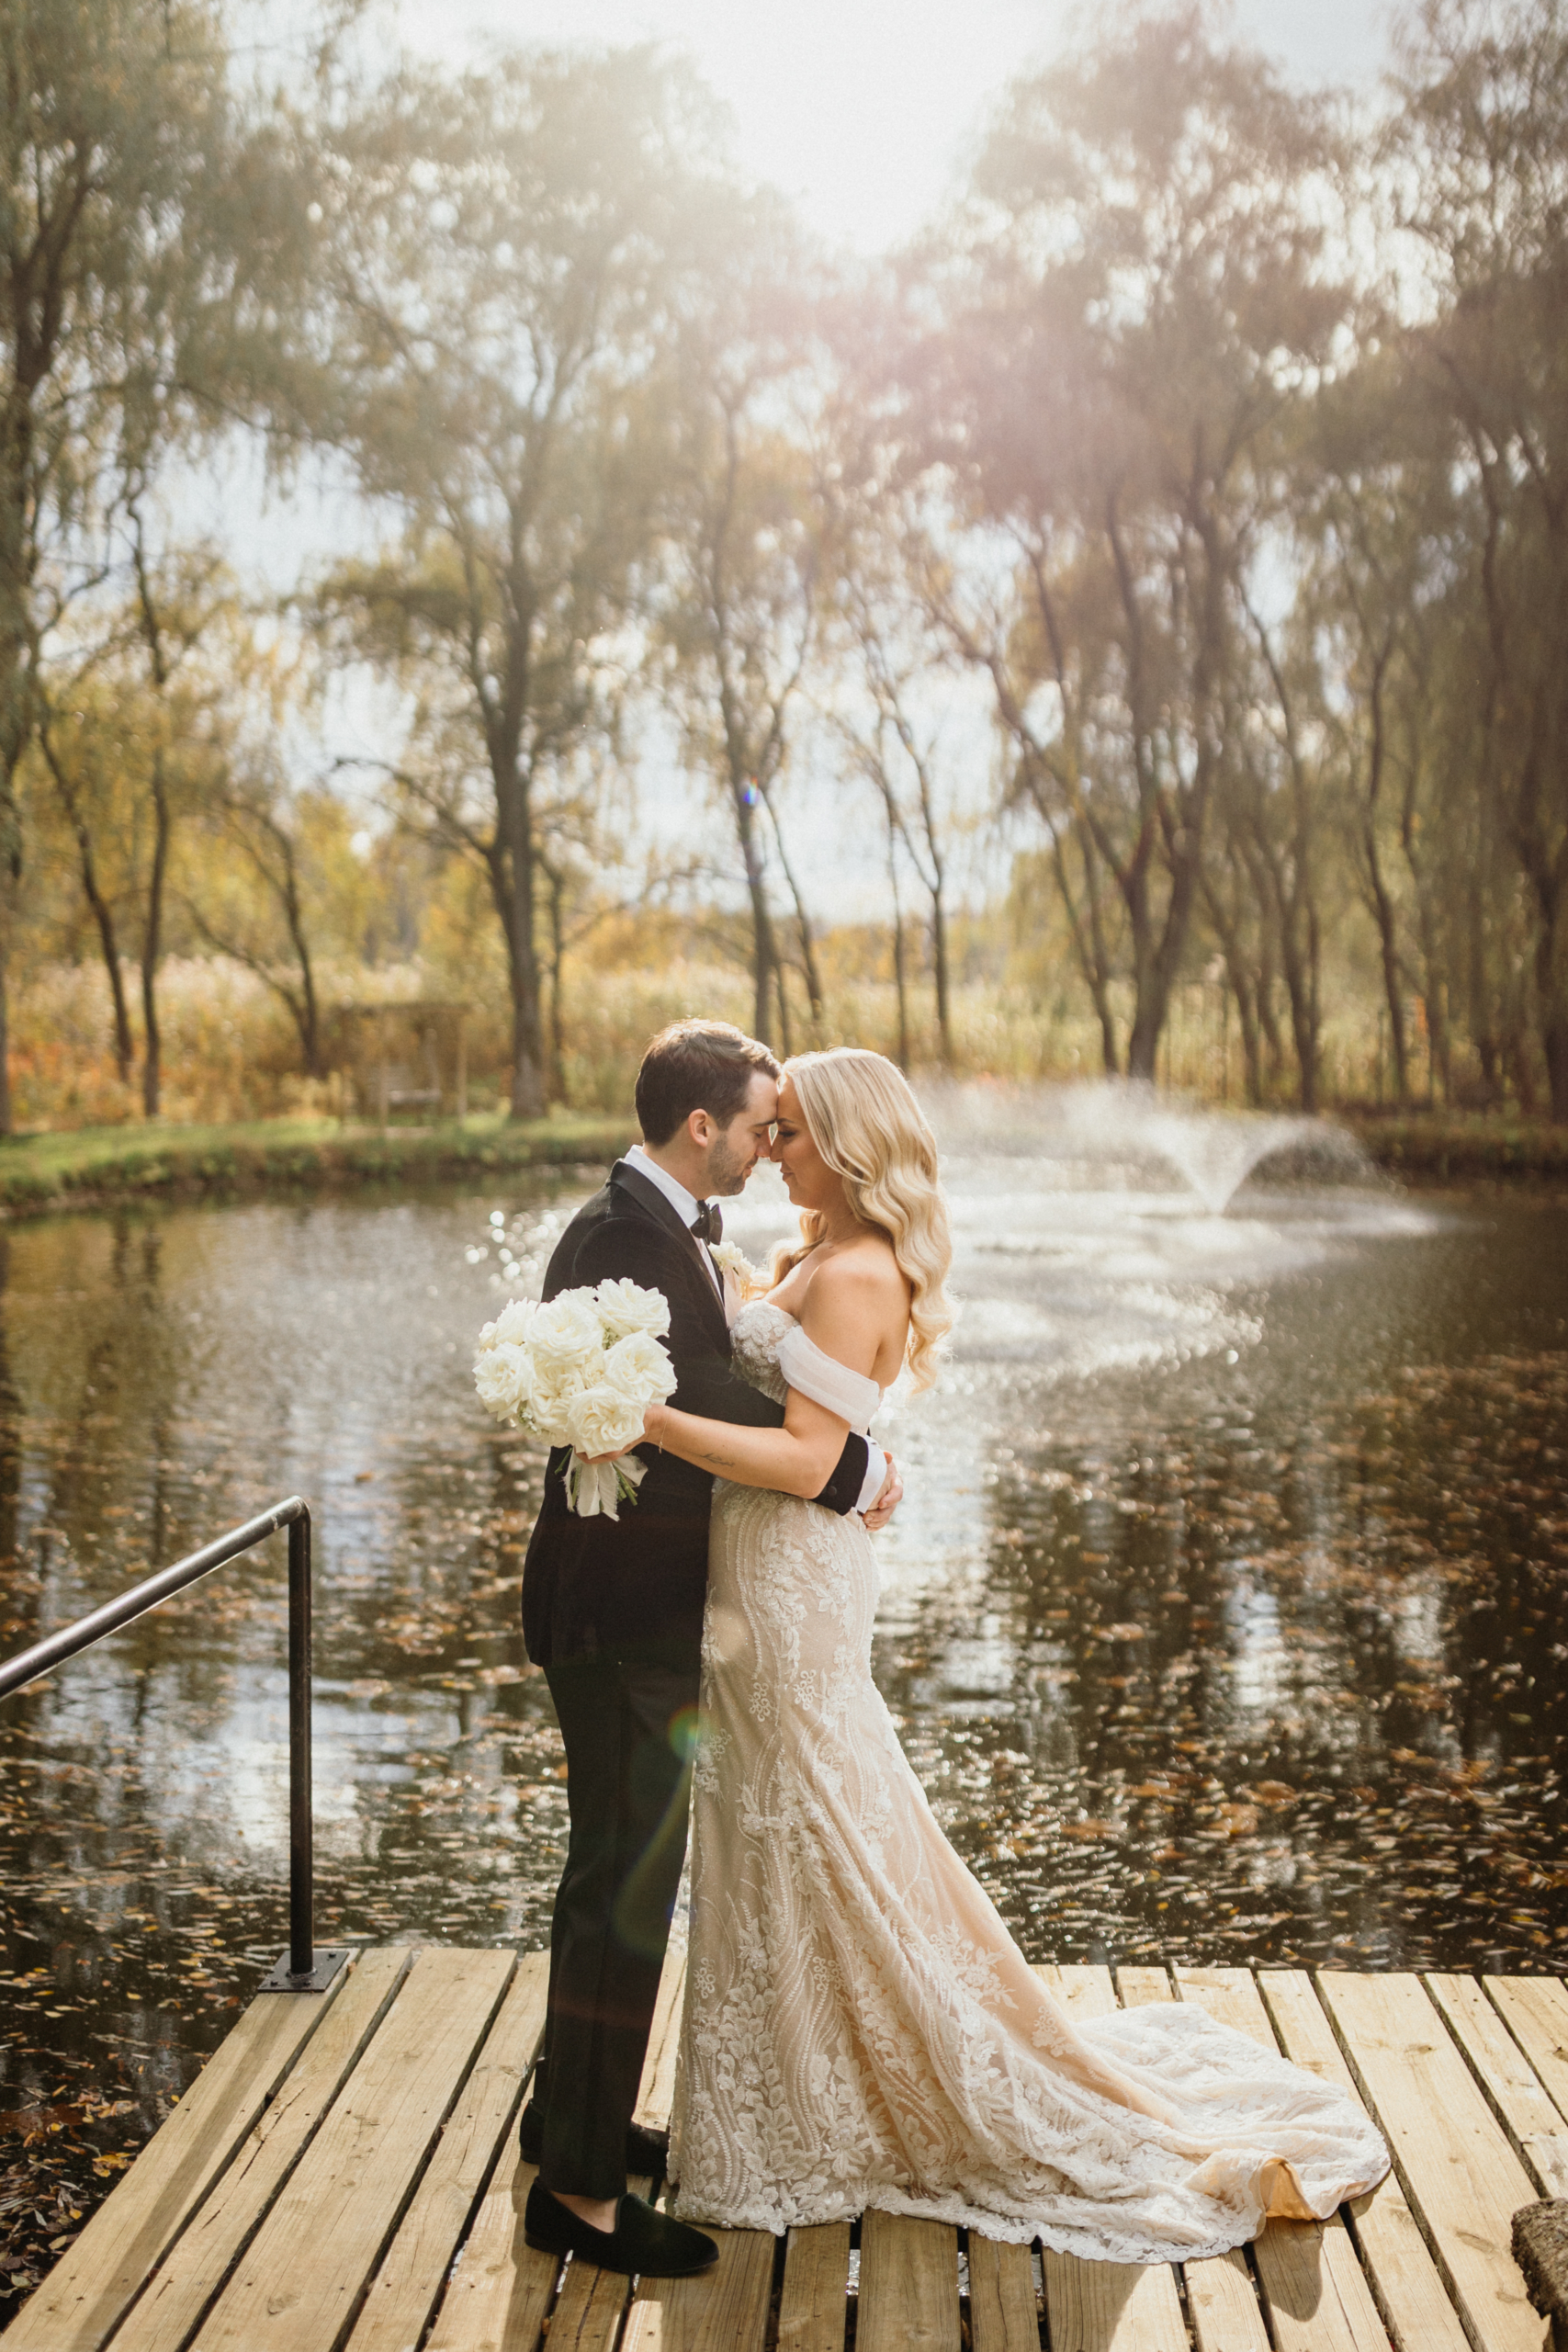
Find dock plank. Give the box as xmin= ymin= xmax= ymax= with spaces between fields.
xmin=190 ymin=1945 xmax=514 ymax=2352
xmin=1317 ymin=1970 xmax=1541 ymax=2352
xmin=856 ymin=2209 xmax=961 ymax=2352
xmin=543 ymin=2177 xmax=651 ymax=2352
xmin=1427 ymin=1971 xmax=1568 ymax=2199
xmin=967 ymin=2232 xmax=1041 ymax=2352
xmin=636 ymin=1950 xmax=687 ymax=2139
xmin=1034 ymin=1965 xmax=1188 ymax=2352
xmin=2 ymin=1954 xmax=353 ymax=2352
xmin=1483 ymin=1976 xmax=1568 ymax=2130
xmin=420 ymin=2160 xmax=560 ymax=2352
xmin=619 ymin=2220 xmax=775 ymax=2352
xmin=1176 ymin=1967 xmax=1384 ymax=2352
xmin=1121 ymin=1966 xmax=1267 ymax=2352
xmin=111 ymin=1947 xmax=409 ymax=2352
xmin=30 ymin=1950 xmax=1568 ymax=2352
xmin=344 ymin=1953 xmax=548 ymax=2352
xmin=1258 ymin=1971 xmax=1470 ymax=2352
xmin=425 ymin=1945 xmax=686 ymax=2352
xmin=776 ymin=2223 xmax=851 ymax=2352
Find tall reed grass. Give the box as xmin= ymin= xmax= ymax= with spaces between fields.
xmin=8 ymin=951 xmax=1419 ymax=1133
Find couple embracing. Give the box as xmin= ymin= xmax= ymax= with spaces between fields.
xmin=516 ymin=1021 xmax=1386 ymax=2281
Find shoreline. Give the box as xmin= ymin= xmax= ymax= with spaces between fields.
xmin=0 ymin=1112 xmax=639 ymax=1218
xmin=2 ymin=1105 xmax=1566 ymax=1220
xmin=1345 ymin=1112 xmax=1568 ymax=1186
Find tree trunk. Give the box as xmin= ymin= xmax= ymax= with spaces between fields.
xmin=1201 ymin=862 xmax=1264 ymax=1105
xmin=888 ymin=838 xmax=910 ymax=1072
xmin=731 ymin=780 xmax=777 ymax=1045
xmin=760 ymin=778 xmax=824 ymax=1029
xmin=280 ymin=863 xmax=322 ymax=1081
xmin=39 ymin=723 xmax=134 ymax=1082
xmin=0 ymin=377 xmax=37 ymax=1140
xmin=141 ymin=750 xmax=170 ymax=1117
xmin=773 ymin=957 xmax=793 ymax=1056
xmin=930 ymin=885 xmax=952 ymax=1069
xmin=502 ymin=763 xmax=546 ymax=1120
xmin=1044 ymin=812 xmax=1118 ymax=1074
xmin=547 ymin=865 xmax=567 ymax=1103
xmin=0 ymin=922 xmax=10 ymax=1138
xmin=1535 ymin=892 xmax=1568 ymax=1124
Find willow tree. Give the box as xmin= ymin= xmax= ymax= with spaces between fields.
xmin=1393 ymin=0 xmax=1568 ymax=1117
xmin=0 ymin=0 xmax=332 ymax=1127
xmin=914 ymin=8 xmax=1348 ymax=1080
xmin=655 ymin=206 xmax=838 ymax=1049
xmin=319 ymin=50 xmax=725 ymax=1117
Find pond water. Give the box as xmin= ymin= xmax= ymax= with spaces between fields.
xmin=2 ymin=1094 xmax=1568 ymax=2296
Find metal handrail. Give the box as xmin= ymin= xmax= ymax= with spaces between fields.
xmin=0 ymin=1497 xmax=348 ymax=1993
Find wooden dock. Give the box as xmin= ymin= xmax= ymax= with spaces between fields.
xmin=6 ymin=1947 xmax=1566 ymax=2352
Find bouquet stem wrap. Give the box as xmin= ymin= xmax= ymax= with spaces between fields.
xmin=564 ymin=1450 xmax=648 ymax=1520
xmin=474 ymin=1277 xmax=677 ymax=1520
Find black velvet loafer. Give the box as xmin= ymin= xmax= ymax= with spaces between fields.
xmin=522 ymin=2179 xmax=716 ymax=2278
xmin=516 ymin=2100 xmax=670 ymax=2178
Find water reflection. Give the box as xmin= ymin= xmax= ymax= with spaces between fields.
xmin=1 ymin=1136 xmax=1567 ymax=2304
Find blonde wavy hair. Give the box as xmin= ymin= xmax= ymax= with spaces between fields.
xmin=772 ymin=1047 xmax=953 ymax=1391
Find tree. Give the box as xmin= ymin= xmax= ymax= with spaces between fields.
xmin=660 ymin=209 xmax=836 ymax=1048
xmin=319 ymin=49 xmax=722 ymax=1117
xmin=827 ymin=489 xmax=957 ymax=1067
xmin=913 ymin=6 xmax=1348 ymax=1080
xmin=0 ymin=0 xmax=327 ymax=1128
xmin=1393 ymin=0 xmax=1568 ymax=1116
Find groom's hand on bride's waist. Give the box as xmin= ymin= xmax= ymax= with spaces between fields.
xmin=862 ymin=1453 xmax=902 ymax=1532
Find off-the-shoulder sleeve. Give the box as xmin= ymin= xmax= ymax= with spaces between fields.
xmin=776 ymin=1321 xmax=882 ymax=1431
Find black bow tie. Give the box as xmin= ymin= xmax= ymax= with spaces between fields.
xmin=691 ymin=1200 xmax=723 ymax=1247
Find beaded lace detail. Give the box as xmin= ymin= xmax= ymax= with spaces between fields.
xmin=668 ymin=1301 xmax=1388 ymax=2254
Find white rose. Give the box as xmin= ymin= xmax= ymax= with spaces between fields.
xmin=529 ymin=1290 xmax=608 ymax=1375
xmin=523 ymin=1358 xmax=580 ymax=1447
xmin=593 ymin=1277 xmax=671 ymax=1340
xmin=601 ymin=1329 xmax=677 ymax=1405
xmin=473 ymin=1340 xmax=533 ymax=1423
xmin=487 ymin=1296 xmax=537 ymax=1348
xmin=562 ymin=1382 xmax=648 ymax=1458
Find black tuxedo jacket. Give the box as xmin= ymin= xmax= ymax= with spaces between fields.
xmin=520 ymin=1159 xmax=871 ymax=1666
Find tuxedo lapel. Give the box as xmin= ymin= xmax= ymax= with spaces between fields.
xmin=610 ymin=1159 xmax=728 ymax=1343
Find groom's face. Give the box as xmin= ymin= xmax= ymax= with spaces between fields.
xmin=703 ymin=1072 xmax=779 ymax=1196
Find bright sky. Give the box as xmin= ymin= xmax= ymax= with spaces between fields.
xmin=391 ymin=0 xmax=1393 ymax=255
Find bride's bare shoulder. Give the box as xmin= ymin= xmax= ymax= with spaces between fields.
xmin=805 ymin=1235 xmax=908 ymax=1312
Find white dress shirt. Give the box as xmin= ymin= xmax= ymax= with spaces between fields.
xmin=623 ymin=1144 xmax=887 ymax=1516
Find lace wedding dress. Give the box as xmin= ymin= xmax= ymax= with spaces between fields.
xmin=667 ymin=1301 xmax=1388 ymax=2259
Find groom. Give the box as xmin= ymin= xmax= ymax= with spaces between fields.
xmin=516 ymin=1019 xmax=898 ymax=2278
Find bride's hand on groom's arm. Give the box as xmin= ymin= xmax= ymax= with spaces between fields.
xmin=862 ymin=1453 xmax=901 ymax=1532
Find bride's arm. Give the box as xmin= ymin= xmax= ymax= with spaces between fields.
xmin=644 ymin=1382 xmax=848 ymax=1497
xmin=640 ymin=1261 xmax=888 ymax=1498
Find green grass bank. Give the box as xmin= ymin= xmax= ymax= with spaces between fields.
xmin=0 ymin=1112 xmax=639 ymax=1216
xmin=4 ymin=1103 xmax=1567 ymax=1219
xmin=1348 ymin=1112 xmax=1568 ymax=1185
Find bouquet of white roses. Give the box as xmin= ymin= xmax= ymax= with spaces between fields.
xmin=473 ymin=1278 xmax=678 ymax=1519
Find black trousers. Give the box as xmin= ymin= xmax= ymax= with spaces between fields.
xmin=536 ymin=1648 xmax=701 ymax=2198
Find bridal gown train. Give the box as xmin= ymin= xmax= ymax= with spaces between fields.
xmin=668 ymin=1302 xmax=1389 ymax=2260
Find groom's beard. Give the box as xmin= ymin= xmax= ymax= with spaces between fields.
xmin=705 ymin=1136 xmax=755 ymax=1196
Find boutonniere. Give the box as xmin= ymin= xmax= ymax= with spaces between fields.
xmin=710 ymin=1239 xmax=761 ymax=1293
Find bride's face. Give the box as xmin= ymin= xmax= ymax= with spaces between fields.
xmin=769 ymin=1079 xmax=843 ymax=1216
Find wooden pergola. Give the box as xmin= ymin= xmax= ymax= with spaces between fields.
xmin=333 ymin=1002 xmax=469 ymax=1128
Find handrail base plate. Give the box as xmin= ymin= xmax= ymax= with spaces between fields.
xmin=257 ymin=1944 xmax=354 ymax=1994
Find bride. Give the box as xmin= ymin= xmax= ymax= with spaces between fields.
xmin=629 ymin=1047 xmax=1387 ymax=2260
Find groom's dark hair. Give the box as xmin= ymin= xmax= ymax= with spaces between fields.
xmin=636 ymin=1019 xmax=781 ymax=1146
